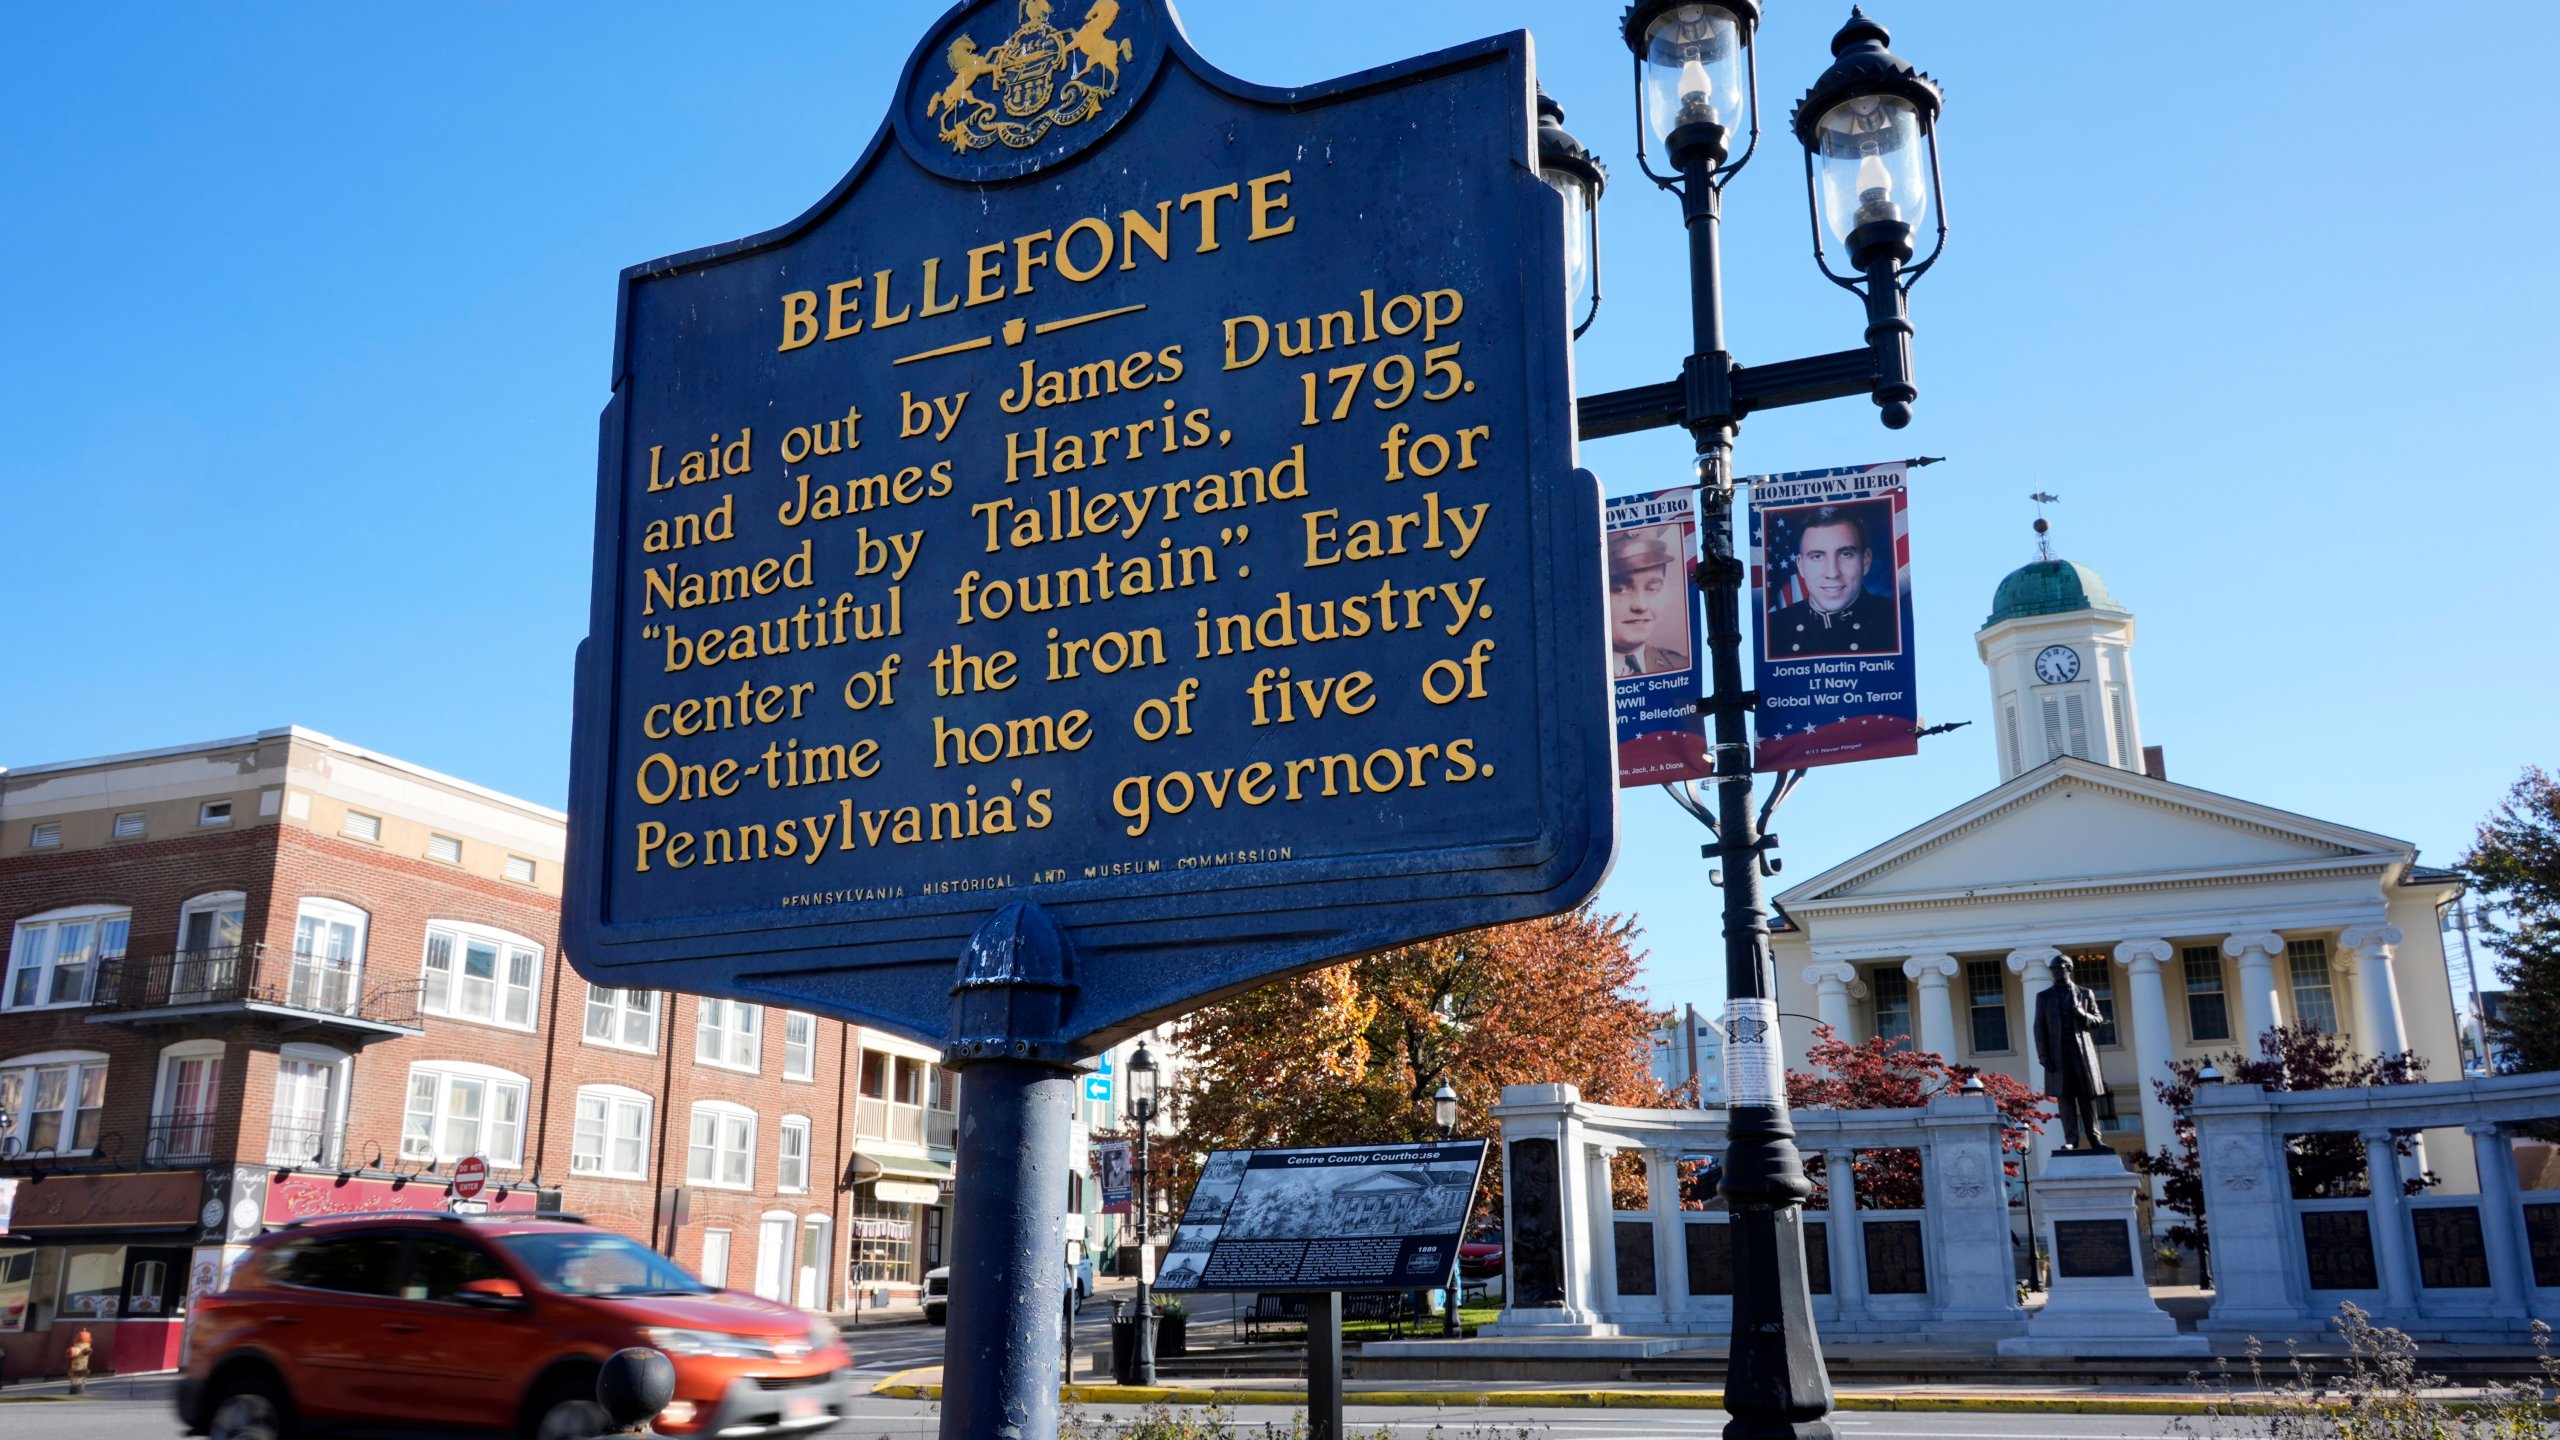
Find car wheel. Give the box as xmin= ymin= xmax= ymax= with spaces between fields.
xmin=530 ymin=1393 xmax=613 ymax=1440
xmin=208 ymin=1374 xmax=292 ymax=1440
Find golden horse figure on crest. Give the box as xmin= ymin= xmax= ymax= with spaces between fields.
xmin=929 ymin=0 xmax=1134 ymax=154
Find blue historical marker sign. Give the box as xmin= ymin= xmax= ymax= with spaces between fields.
xmin=564 ymin=0 xmax=1613 ymax=1052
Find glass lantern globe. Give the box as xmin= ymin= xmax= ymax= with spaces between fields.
xmin=1638 ymin=3 xmax=1750 ymax=146
xmin=1536 ymin=92 xmax=1607 ymax=337
xmin=1813 ymin=92 xmax=1929 ymax=248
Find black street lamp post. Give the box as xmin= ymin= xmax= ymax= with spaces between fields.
xmin=1433 ymin=1082 xmax=1461 ymax=1337
xmin=1541 ymin=8 xmax=1947 ymax=1438
xmin=1127 ymin=1039 xmax=1160 ymax=1386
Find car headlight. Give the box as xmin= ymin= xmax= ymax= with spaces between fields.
xmin=643 ymin=1327 xmax=775 ymax=1359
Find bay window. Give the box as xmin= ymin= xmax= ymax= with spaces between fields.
xmin=6 ymin=907 xmax=130 ymax=1010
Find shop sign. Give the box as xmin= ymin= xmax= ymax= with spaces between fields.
xmin=2 ymin=1171 xmax=201 ymax=1231
xmin=874 ymin=1180 xmax=944 ymax=1207
xmin=264 ymin=1172 xmax=538 ymax=1225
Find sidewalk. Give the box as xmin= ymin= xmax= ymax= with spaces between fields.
xmin=0 ymin=1371 xmax=177 ymax=1402
xmin=868 ymin=1367 xmax=2548 ymax=1418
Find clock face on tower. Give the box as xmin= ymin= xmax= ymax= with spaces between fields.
xmin=2034 ymin=645 xmax=2082 ymax=685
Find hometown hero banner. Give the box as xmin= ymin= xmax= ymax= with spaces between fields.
xmin=561 ymin=0 xmax=1614 ymax=1049
xmin=1748 ymin=462 xmax=1917 ymax=772
xmin=1606 ymin=488 xmax=1708 ymax=787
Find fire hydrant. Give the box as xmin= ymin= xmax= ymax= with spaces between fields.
xmin=65 ymin=1328 xmax=93 ymax=1395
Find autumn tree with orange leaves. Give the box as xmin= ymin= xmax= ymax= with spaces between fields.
xmin=1159 ymin=906 xmax=1669 ymax=1214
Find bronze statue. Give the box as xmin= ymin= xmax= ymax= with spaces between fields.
xmin=2032 ymin=955 xmax=2110 ymax=1152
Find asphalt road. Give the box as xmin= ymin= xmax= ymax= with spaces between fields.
xmin=0 ymin=1377 xmax=2203 ymax=1440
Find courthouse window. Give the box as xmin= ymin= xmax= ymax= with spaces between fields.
xmin=2183 ymin=946 xmax=2231 ymax=1043
xmin=2076 ymin=957 xmax=2120 ymax=1047
xmin=1870 ymin=969 xmax=1911 ymax=1043
xmin=2288 ymin=939 xmax=2340 ymax=1034
xmin=1966 ymin=961 xmax=2010 ymax=1053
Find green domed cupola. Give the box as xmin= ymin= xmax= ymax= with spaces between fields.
xmin=1983 ymin=558 xmax=2127 ymax=629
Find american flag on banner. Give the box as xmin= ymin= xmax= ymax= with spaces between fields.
xmin=1745 ymin=461 xmax=1921 ymax=772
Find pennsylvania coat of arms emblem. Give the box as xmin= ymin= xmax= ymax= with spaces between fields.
xmin=928 ymin=0 xmax=1134 ymax=153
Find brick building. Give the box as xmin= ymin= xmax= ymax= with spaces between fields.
xmin=0 ymin=728 xmax=973 ymax=1379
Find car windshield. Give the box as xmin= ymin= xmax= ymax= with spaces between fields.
xmin=495 ymin=1231 xmax=713 ymax=1298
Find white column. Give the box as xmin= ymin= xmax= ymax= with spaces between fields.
xmin=1647 ymin=1147 xmax=1689 ymax=1322
xmin=1803 ymin=960 xmax=1861 ymax=1045
xmin=1905 ymin=955 xmax=1961 ymax=1060
xmin=2337 ymin=924 xmax=2409 ymax=1058
xmin=2362 ymin=1128 xmax=2418 ymax=1315
xmin=1586 ymin=1144 xmax=1621 ymax=1322
xmin=1824 ymin=1145 xmax=1865 ymax=1328
xmin=2222 ymin=932 xmax=2286 ymax=1056
xmin=2468 ymin=1122 xmax=2529 ymax=1318
xmin=2114 ymin=939 xmax=2179 ymax=1168
xmin=2008 ymin=947 xmax=2061 ymax=1174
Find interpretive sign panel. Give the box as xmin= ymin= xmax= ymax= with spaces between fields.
xmin=1747 ymin=461 xmax=1917 ymax=772
xmin=562 ymin=0 xmax=1613 ymax=1050
xmin=1154 ymin=1141 xmax=1485 ymax=1293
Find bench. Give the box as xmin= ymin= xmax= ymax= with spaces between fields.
xmin=1237 ymin=1291 xmax=1414 ymax=1342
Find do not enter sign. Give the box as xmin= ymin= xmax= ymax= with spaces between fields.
xmin=452 ymin=1156 xmax=488 ymax=1201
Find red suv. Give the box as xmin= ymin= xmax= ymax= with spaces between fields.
xmin=179 ymin=1213 xmax=851 ymax=1440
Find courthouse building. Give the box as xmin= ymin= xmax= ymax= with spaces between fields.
xmin=1770 ymin=547 xmax=2476 ymax=1202
xmin=0 ymin=728 xmax=976 ymax=1377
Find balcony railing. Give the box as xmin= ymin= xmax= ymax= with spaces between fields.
xmin=926 ymin=1108 xmax=957 ymax=1150
xmin=93 ymin=944 xmax=424 ymax=1031
xmin=141 ymin=1114 xmax=222 ymax=1167
xmin=266 ymin=1116 xmax=346 ymax=1169
xmin=855 ymin=1098 xmax=928 ymax=1147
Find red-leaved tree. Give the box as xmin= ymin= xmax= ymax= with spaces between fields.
xmin=1783 ymin=1026 xmax=2046 ymax=1210
xmin=2129 ymin=1024 xmax=2434 ymax=1263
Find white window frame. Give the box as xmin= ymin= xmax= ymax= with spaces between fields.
xmin=753 ymin=1211 xmax=795 ymax=1302
xmin=426 ymin=834 xmax=463 ymax=865
xmin=400 ymin=1060 xmax=530 ymax=1168
xmin=503 ymin=855 xmax=537 ymax=885
xmin=0 ymin=1050 xmax=110 ymax=1158
xmin=687 ymin=1101 xmax=756 ymax=1190
xmin=583 ymin=985 xmax=660 ymax=1054
xmin=419 ymin=920 xmax=542 ymax=1032
xmin=571 ymin=1085 xmax=654 ymax=1181
xmin=695 ymin=998 xmax=761 ymax=1073
xmin=288 ymin=898 xmax=369 ymax=1016
xmin=29 ymin=822 xmax=61 ymax=849
xmin=5 ymin=905 xmax=131 ymax=1011
xmin=176 ymin=892 xmax=248 ymax=954
xmin=271 ymin=1043 xmax=352 ymax=1167
xmin=778 ymin=1115 xmax=812 ymax=1194
xmin=149 ymin=1040 xmax=226 ymax=1162
xmin=699 ymin=1228 xmax=733 ymax=1290
xmin=783 ymin=1011 xmax=817 ymax=1081
xmin=198 ymin=800 xmax=232 ymax=827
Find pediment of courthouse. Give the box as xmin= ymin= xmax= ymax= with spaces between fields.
xmin=1774 ymin=756 xmax=2417 ymax=956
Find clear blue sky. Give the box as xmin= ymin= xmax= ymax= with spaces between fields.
xmin=6 ymin=3 xmax=2552 ymax=1017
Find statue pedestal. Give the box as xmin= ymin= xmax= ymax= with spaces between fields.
xmin=1998 ymin=1150 xmax=2208 ymax=1357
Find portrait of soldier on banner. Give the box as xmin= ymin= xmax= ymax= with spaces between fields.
xmin=1609 ymin=524 xmax=1693 ymax=679
xmin=1761 ymin=499 xmax=1902 ymax=661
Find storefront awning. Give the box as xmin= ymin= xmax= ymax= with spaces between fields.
xmin=850 ymin=1152 xmax=952 ymax=1184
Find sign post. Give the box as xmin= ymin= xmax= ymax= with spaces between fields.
xmin=563 ymin=4 xmax=1610 ymax=1433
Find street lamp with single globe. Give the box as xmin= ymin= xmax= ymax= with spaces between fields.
xmin=1431 ymin=1081 xmax=1464 ymax=1336
xmin=1537 ymin=94 xmax=1608 ymax=338
xmin=1127 ymin=1040 xmax=1160 ymax=1384
xmin=1543 ymin=9 xmax=1952 ymax=1437
xmin=1433 ymin=1083 xmax=1460 ymax=1140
